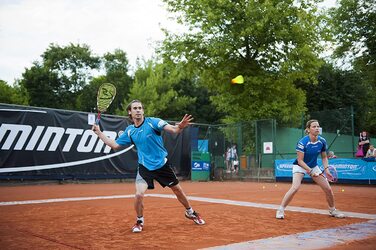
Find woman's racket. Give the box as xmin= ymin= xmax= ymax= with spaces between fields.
xmin=96 ymin=83 xmax=116 ymax=125
xmin=324 ymin=165 xmax=338 ymax=183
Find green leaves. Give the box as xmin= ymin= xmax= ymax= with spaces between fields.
xmin=121 ymin=61 xmax=195 ymax=120
xmin=330 ymin=0 xmax=376 ymax=133
xmin=161 ymin=0 xmax=326 ymax=125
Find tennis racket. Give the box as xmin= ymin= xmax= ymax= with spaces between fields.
xmin=323 ymin=165 xmax=338 ymax=183
xmin=96 ymin=83 xmax=116 ymax=125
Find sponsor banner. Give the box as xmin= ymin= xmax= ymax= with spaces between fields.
xmin=0 ymin=104 xmax=189 ymax=179
xmin=191 ymin=161 xmax=210 ymax=171
xmin=275 ymin=158 xmax=376 ymax=181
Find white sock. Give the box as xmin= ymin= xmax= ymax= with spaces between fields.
xmin=329 ymin=207 xmax=336 ymax=211
xmin=137 ymin=216 xmax=144 ymax=223
xmin=279 ymin=206 xmax=285 ymax=211
xmin=186 ymin=207 xmax=194 ymax=214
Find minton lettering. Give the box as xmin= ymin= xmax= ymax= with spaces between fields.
xmin=0 ymin=124 xmax=116 ymax=153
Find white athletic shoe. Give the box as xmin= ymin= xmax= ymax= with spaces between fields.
xmin=185 ymin=211 xmax=205 ymax=225
xmin=329 ymin=209 xmax=345 ymax=218
xmin=276 ymin=209 xmax=284 ymax=219
xmin=132 ymin=220 xmax=144 ymax=233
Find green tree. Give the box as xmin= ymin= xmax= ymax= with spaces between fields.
xmin=19 ymin=43 xmax=100 ymax=110
xmin=77 ymin=49 xmax=133 ymax=113
xmin=19 ymin=62 xmax=59 ymax=108
xmin=76 ymin=76 xmax=106 ymax=113
xmin=103 ymin=49 xmax=133 ymax=113
xmin=330 ymin=0 xmax=376 ymax=133
xmin=0 ymin=80 xmax=28 ymax=105
xmin=295 ymin=63 xmax=368 ymax=133
xmin=161 ymin=0 xmax=330 ymax=126
xmin=120 ymin=61 xmax=195 ymax=120
xmin=174 ymin=78 xmax=224 ymax=123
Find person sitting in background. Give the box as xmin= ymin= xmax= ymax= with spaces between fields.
xmin=365 ymin=145 xmax=376 ymax=158
xmin=358 ymin=131 xmax=370 ymax=157
xmin=327 ymin=151 xmax=337 ymax=159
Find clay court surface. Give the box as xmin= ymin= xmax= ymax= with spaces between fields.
xmin=0 ymin=181 xmax=375 ymax=249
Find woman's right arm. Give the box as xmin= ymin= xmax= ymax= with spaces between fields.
xmin=297 ymin=151 xmax=310 ymax=172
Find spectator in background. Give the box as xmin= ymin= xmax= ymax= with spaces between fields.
xmin=365 ymin=144 xmax=376 ymax=159
xmin=358 ymin=131 xmax=370 ymax=157
xmin=328 ymin=151 xmax=337 ymax=159
xmin=230 ymin=144 xmax=238 ymax=172
xmin=225 ymin=146 xmax=231 ymax=173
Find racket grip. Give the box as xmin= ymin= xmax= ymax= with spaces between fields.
xmin=95 ymin=113 xmax=101 ymax=125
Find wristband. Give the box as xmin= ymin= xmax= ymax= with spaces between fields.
xmin=324 ymin=167 xmax=328 ymax=170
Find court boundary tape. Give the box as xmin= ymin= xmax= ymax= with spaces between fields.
xmin=1 ymin=193 xmax=375 ymax=220
xmin=1 ymin=194 xmax=375 ymax=250
xmin=201 ymin=220 xmax=376 ymax=250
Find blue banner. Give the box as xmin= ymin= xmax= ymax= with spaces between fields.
xmin=191 ymin=161 xmax=210 ymax=171
xmin=275 ymin=158 xmax=376 ymax=182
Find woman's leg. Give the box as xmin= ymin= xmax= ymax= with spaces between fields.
xmin=312 ymin=175 xmax=345 ymax=218
xmin=279 ymin=173 xmax=304 ymax=208
xmin=276 ymin=172 xmax=304 ymax=219
xmin=312 ymin=175 xmax=334 ymax=207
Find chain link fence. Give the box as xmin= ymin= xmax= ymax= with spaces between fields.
xmin=191 ymin=106 xmax=371 ymax=181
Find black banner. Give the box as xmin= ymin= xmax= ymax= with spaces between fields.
xmin=0 ymin=104 xmax=191 ymax=180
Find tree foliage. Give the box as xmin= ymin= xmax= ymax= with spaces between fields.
xmin=77 ymin=49 xmax=133 ymax=113
xmin=295 ymin=63 xmax=369 ymax=133
xmin=19 ymin=43 xmax=100 ymax=110
xmin=330 ymin=0 xmax=376 ymax=133
xmin=119 ymin=61 xmax=195 ymax=121
xmin=160 ymin=0 xmax=329 ymax=125
xmin=0 ymin=80 xmax=28 ymax=105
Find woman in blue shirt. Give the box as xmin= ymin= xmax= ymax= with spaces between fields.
xmin=92 ymin=100 xmax=205 ymax=233
xmin=276 ymin=119 xmax=345 ymax=219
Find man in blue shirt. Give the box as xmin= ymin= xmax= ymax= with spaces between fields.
xmin=275 ymin=119 xmax=345 ymax=219
xmin=92 ymin=100 xmax=205 ymax=233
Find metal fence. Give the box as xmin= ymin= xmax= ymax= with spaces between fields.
xmin=191 ymin=106 xmax=374 ymax=181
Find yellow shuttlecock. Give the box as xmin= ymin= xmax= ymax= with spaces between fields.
xmin=231 ymin=75 xmax=244 ymax=84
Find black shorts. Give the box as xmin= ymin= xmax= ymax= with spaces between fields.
xmin=137 ymin=161 xmax=179 ymax=189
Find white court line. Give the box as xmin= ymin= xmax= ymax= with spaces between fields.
xmin=0 ymin=195 xmax=135 ymax=206
xmin=1 ymin=194 xmax=375 ymax=249
xmin=202 ymin=220 xmax=376 ymax=250
xmin=1 ymin=193 xmax=375 ymax=220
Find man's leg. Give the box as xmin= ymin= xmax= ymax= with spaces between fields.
xmin=135 ymin=179 xmax=148 ymax=217
xmin=170 ymin=184 xmax=205 ymax=225
xmin=132 ymin=173 xmax=148 ymax=233
xmin=170 ymin=183 xmax=191 ymax=208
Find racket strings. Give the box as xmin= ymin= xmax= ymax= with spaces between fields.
xmin=97 ymin=84 xmax=116 ymax=112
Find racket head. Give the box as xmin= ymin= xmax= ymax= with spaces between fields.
xmin=324 ymin=165 xmax=338 ymax=183
xmin=97 ymin=83 xmax=116 ymax=113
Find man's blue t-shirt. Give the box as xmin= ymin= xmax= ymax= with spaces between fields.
xmin=293 ymin=135 xmax=327 ymax=168
xmin=115 ymin=117 xmax=168 ymax=170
